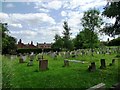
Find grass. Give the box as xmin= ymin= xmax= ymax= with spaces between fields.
xmin=1 ymin=53 xmax=120 ymax=89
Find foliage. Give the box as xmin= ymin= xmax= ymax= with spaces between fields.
xmin=51 ymin=34 xmax=63 ymax=51
xmin=108 ymin=37 xmax=120 ymax=46
xmin=52 ymin=21 xmax=74 ymax=51
xmin=74 ymin=28 xmax=100 ymax=49
xmin=62 ymin=21 xmax=74 ymax=51
xmin=0 ymin=23 xmax=17 ymax=54
xmin=81 ymin=9 xmax=103 ymax=32
xmin=102 ymin=2 xmax=120 ymax=36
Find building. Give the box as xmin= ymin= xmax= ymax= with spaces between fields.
xmin=17 ymin=39 xmax=37 ymax=49
xmin=17 ymin=39 xmax=52 ymax=49
xmin=37 ymin=42 xmax=52 ymax=49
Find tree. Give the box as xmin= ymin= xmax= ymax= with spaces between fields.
xmin=81 ymin=9 xmax=103 ymax=55
xmin=0 ymin=23 xmax=17 ymax=54
xmin=74 ymin=28 xmax=99 ymax=49
xmin=108 ymin=37 xmax=120 ymax=46
xmin=51 ymin=34 xmax=63 ymax=51
xmin=102 ymin=1 xmax=120 ymax=37
xmin=62 ymin=21 xmax=74 ymax=51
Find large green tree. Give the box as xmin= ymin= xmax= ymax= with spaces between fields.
xmin=62 ymin=21 xmax=74 ymax=51
xmin=0 ymin=23 xmax=17 ymax=54
xmin=74 ymin=28 xmax=99 ymax=49
xmin=81 ymin=9 xmax=103 ymax=55
xmin=102 ymin=1 xmax=120 ymax=37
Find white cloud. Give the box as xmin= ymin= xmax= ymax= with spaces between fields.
xmin=61 ymin=11 xmax=67 ymax=16
xmin=10 ymin=23 xmax=23 ymax=28
xmin=80 ymin=0 xmax=107 ymax=11
xmin=34 ymin=0 xmax=62 ymax=11
xmin=0 ymin=12 xmax=56 ymax=27
xmin=11 ymin=30 xmax=37 ymax=37
xmin=48 ymin=0 xmax=62 ymax=10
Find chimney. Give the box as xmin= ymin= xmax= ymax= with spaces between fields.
xmin=31 ymin=41 xmax=33 ymax=45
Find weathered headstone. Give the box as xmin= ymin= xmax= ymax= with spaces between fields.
xmin=64 ymin=59 xmax=69 ymax=67
xmin=27 ymin=60 xmax=33 ymax=66
xmin=88 ymin=62 xmax=96 ymax=72
xmin=39 ymin=60 xmax=48 ymax=71
xmin=100 ymin=59 xmax=106 ymax=69
xmin=37 ymin=53 xmax=43 ymax=61
xmin=109 ymin=59 xmax=115 ymax=66
xmin=19 ymin=55 xmax=24 ymax=63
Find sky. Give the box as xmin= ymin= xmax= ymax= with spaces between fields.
xmin=0 ymin=0 xmax=116 ymax=45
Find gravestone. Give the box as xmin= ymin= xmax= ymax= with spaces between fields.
xmin=19 ymin=55 xmax=24 ymax=63
xmin=27 ymin=53 xmax=34 ymax=66
xmin=109 ymin=59 xmax=115 ymax=66
xmin=22 ymin=55 xmax=26 ymax=62
xmin=64 ymin=59 xmax=69 ymax=67
xmin=100 ymin=59 xmax=106 ymax=69
xmin=39 ymin=60 xmax=48 ymax=71
xmin=27 ymin=60 xmax=33 ymax=66
xmin=88 ymin=62 xmax=96 ymax=72
xmin=37 ymin=53 xmax=43 ymax=61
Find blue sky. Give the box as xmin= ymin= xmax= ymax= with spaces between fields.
xmin=0 ymin=0 xmax=115 ymax=45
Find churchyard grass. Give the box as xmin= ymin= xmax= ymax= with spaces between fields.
xmin=1 ymin=53 xmax=120 ymax=88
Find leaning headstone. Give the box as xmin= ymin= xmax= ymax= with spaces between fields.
xmin=100 ymin=59 xmax=106 ymax=69
xmin=64 ymin=59 xmax=69 ymax=67
xmin=39 ymin=60 xmax=48 ymax=71
xmin=88 ymin=62 xmax=96 ymax=72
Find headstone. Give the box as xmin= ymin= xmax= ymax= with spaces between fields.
xmin=27 ymin=60 xmax=33 ymax=66
xmin=39 ymin=60 xmax=48 ymax=71
xmin=22 ymin=55 xmax=26 ymax=62
xmin=88 ymin=62 xmax=96 ymax=72
xmin=19 ymin=55 xmax=24 ymax=63
xmin=100 ymin=59 xmax=106 ymax=69
xmin=64 ymin=59 xmax=69 ymax=67
xmin=37 ymin=53 xmax=43 ymax=61
xmin=109 ymin=59 xmax=115 ymax=66
xmin=112 ymin=59 xmax=115 ymax=64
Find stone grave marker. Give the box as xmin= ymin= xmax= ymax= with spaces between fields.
xmin=39 ymin=59 xmax=48 ymax=71
xmin=109 ymin=59 xmax=115 ymax=66
xmin=27 ymin=53 xmax=34 ymax=66
xmin=19 ymin=55 xmax=24 ymax=63
xmin=100 ymin=59 xmax=106 ymax=69
xmin=88 ymin=62 xmax=96 ymax=72
xmin=64 ymin=59 xmax=69 ymax=67
xmin=37 ymin=53 xmax=43 ymax=61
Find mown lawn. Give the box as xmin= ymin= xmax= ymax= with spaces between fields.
xmin=1 ymin=53 xmax=120 ymax=89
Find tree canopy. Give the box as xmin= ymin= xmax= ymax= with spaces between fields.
xmin=0 ymin=23 xmax=17 ymax=54
xmin=102 ymin=1 xmax=120 ymax=37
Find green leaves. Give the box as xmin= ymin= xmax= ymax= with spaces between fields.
xmin=102 ymin=2 xmax=120 ymax=36
xmin=0 ymin=23 xmax=17 ymax=54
